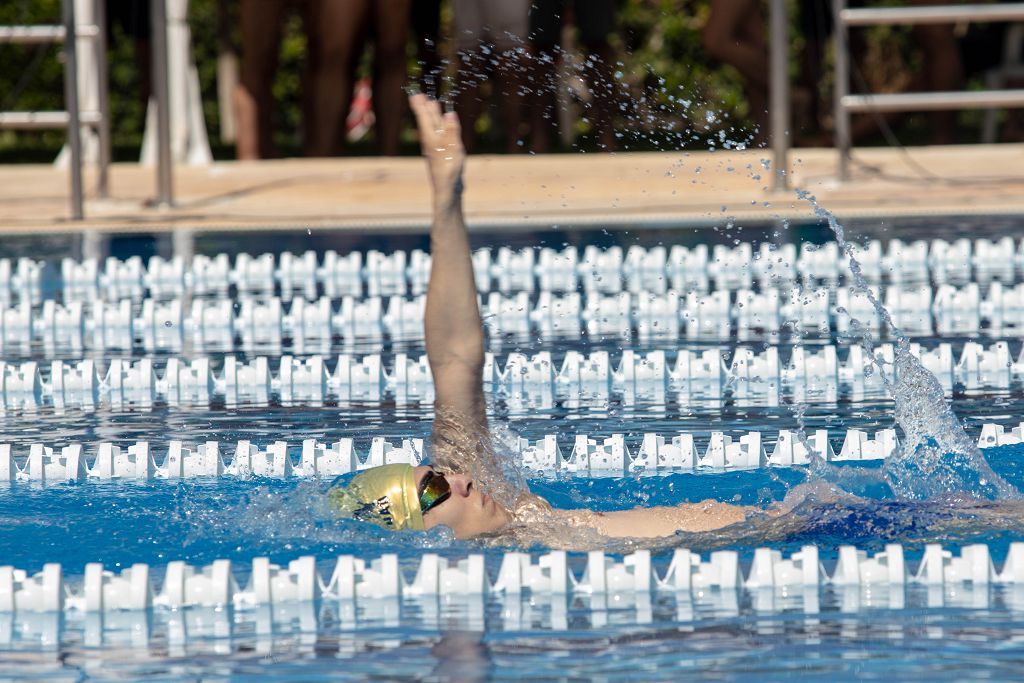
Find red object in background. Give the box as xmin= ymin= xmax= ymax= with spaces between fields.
xmin=346 ymin=77 xmax=375 ymax=142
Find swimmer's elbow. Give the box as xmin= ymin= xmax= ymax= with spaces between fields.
xmin=428 ymin=335 xmax=484 ymax=371
xmin=431 ymin=349 xmax=485 ymax=410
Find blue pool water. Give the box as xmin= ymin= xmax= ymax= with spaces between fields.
xmin=4 ymin=449 xmax=1024 ymax=571
xmin=5 ymin=451 xmax=1024 ymax=681
xmin=4 ymin=222 xmax=1024 ymax=680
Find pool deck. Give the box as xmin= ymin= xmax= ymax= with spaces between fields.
xmin=1 ymin=143 xmax=1023 ymax=235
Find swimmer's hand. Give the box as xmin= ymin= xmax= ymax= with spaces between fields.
xmin=410 ymin=93 xmax=465 ymax=202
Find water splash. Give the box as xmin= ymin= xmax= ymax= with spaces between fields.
xmin=426 ymin=45 xmax=1021 ymax=545
xmin=441 ymin=41 xmax=761 ymax=154
xmin=178 ymin=479 xmax=457 ymax=557
xmin=796 ymin=190 xmax=1018 ymax=501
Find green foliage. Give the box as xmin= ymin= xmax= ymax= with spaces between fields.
xmin=0 ymin=0 xmax=993 ymax=161
xmin=618 ymin=0 xmax=748 ymax=117
xmin=106 ymin=22 xmax=147 ymax=154
xmin=186 ymin=0 xmax=308 ymax=154
xmin=0 ymin=0 xmax=65 ymax=155
xmin=273 ymin=11 xmax=309 ymax=152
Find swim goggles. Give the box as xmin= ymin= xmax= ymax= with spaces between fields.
xmin=418 ymin=470 xmax=451 ymax=515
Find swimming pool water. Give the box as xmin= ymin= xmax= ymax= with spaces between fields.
xmin=8 ymin=588 xmax=1024 ymax=681
xmin=5 ymin=456 xmax=1024 ymax=681
xmin=4 ymin=448 xmax=1024 ymax=681
xmin=5 ymin=448 xmax=1024 ymax=570
xmin=4 ymin=221 xmax=1024 ymax=680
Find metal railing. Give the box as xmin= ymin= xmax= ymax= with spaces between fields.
xmin=0 ymin=0 xmax=110 ymax=219
xmin=833 ymin=0 xmax=1024 ymax=180
xmin=769 ymin=0 xmax=790 ymax=191
xmin=150 ymin=0 xmax=174 ymax=208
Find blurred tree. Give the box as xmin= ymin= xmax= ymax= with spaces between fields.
xmin=0 ymin=0 xmax=996 ymax=161
xmin=0 ymin=0 xmax=65 ymax=160
xmin=615 ymin=0 xmax=751 ymax=149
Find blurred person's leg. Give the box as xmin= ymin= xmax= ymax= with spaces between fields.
xmin=702 ymin=0 xmax=768 ymax=141
xmin=573 ymin=0 xmax=617 ymax=151
xmin=370 ymin=0 xmax=412 ymax=156
xmin=527 ymin=0 xmax=566 ymax=153
xmin=453 ymin=0 xmax=488 ymax=153
xmin=488 ymin=0 xmax=532 ymax=152
xmin=305 ymin=0 xmax=369 ymax=156
xmin=910 ymin=0 xmax=963 ymax=144
xmin=217 ymin=0 xmax=239 ymax=143
xmin=234 ymin=0 xmax=286 ymax=159
xmin=411 ymin=0 xmax=443 ymax=98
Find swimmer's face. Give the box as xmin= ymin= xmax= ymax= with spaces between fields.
xmin=414 ymin=465 xmax=510 ymax=539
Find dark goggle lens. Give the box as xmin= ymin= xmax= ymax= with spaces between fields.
xmin=419 ymin=471 xmax=451 ymax=515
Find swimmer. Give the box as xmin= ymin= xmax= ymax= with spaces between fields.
xmin=330 ymin=94 xmax=756 ymax=545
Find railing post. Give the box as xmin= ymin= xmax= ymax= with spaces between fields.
xmin=833 ymin=0 xmax=851 ymax=181
xmin=769 ymin=0 xmax=789 ymax=191
xmin=80 ymin=230 xmax=106 ymax=261
xmin=172 ymin=228 xmax=194 ymax=262
xmin=62 ymin=0 xmax=84 ymax=220
xmin=94 ymin=0 xmax=110 ymax=198
xmin=151 ymin=0 xmax=174 ymax=208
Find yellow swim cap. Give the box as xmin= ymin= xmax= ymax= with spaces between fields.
xmin=329 ymin=464 xmax=425 ymax=531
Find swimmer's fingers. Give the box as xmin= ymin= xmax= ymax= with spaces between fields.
xmin=442 ymin=110 xmax=461 ymax=142
xmin=410 ymin=94 xmax=464 ymax=194
xmin=409 ymin=93 xmax=433 ymax=139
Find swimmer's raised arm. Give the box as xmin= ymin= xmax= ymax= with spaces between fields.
xmin=411 ymin=94 xmax=487 ymax=430
xmin=336 ymin=94 xmax=755 ymax=544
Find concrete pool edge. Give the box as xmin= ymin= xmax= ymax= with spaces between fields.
xmin=1 ymin=144 xmax=1023 ymax=235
